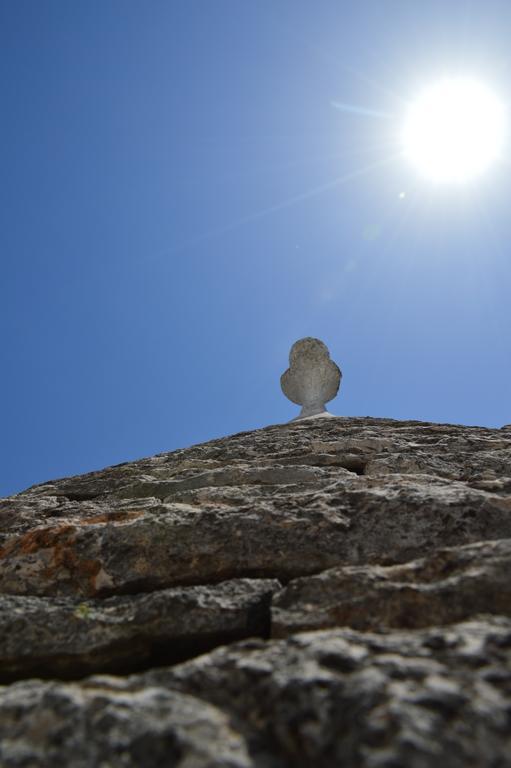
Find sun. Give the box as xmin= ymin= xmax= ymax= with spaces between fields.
xmin=402 ymin=77 xmax=506 ymax=183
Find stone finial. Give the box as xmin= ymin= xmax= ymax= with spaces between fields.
xmin=280 ymin=338 xmax=342 ymax=420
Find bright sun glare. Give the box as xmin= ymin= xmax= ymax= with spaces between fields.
xmin=402 ymin=77 xmax=506 ymax=183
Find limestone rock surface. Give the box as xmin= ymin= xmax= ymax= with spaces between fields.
xmin=1 ymin=415 xmax=511 ymax=766
xmin=0 ymin=578 xmax=278 ymax=682
xmin=271 ymin=538 xmax=511 ymax=635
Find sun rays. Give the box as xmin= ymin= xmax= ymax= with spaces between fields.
xmin=162 ymin=59 xmax=508 ymax=261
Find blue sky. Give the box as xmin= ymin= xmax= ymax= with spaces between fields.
xmin=2 ymin=0 xmax=511 ymax=497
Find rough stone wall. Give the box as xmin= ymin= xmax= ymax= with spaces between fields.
xmin=1 ymin=416 xmax=510 ymax=766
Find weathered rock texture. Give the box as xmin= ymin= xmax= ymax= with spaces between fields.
xmin=271 ymin=538 xmax=511 ymax=635
xmin=1 ymin=415 xmax=511 ymax=766
xmin=0 ymin=578 xmax=278 ymax=682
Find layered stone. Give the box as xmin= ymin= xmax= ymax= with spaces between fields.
xmin=0 ymin=578 xmax=279 ymax=682
xmin=1 ymin=415 xmax=511 ymax=766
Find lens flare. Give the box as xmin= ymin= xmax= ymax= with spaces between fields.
xmin=402 ymin=78 xmax=506 ymax=183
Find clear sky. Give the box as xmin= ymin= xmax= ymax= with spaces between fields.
xmin=2 ymin=0 xmax=511 ymax=497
